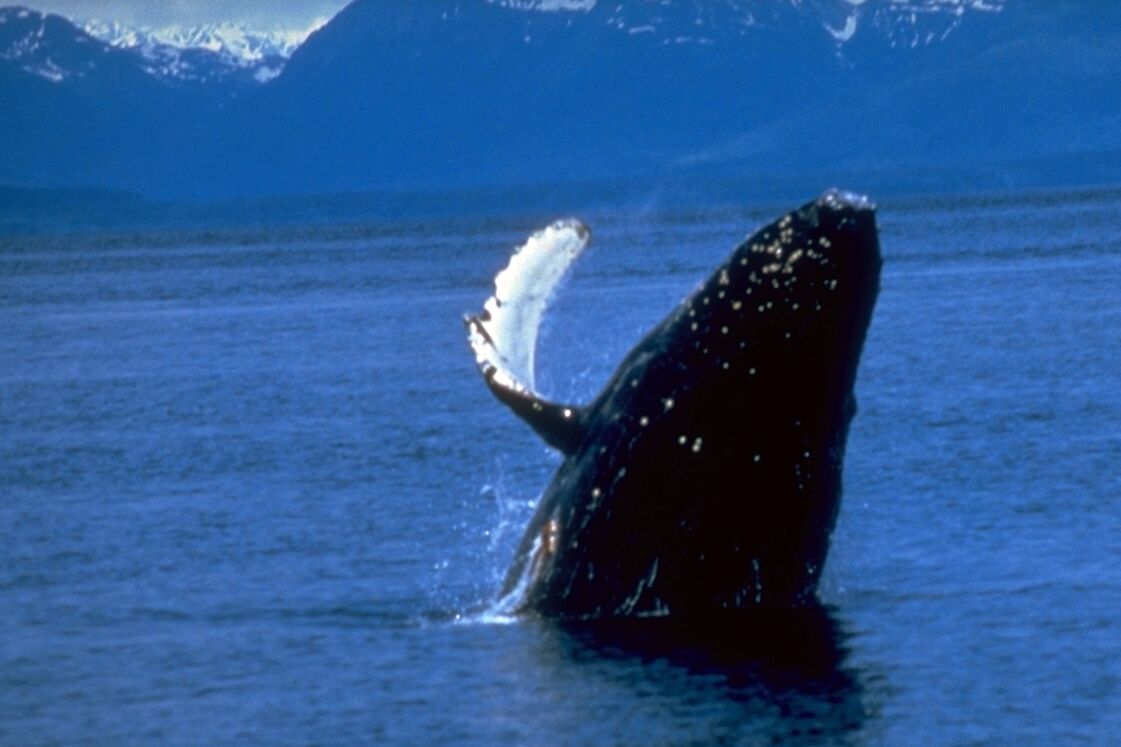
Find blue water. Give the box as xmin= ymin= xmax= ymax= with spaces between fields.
xmin=2 ymin=186 xmax=1120 ymax=745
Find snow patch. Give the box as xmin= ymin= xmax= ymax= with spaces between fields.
xmin=825 ymin=15 xmax=858 ymax=42
xmin=253 ymin=65 xmax=283 ymax=83
xmin=82 ymin=17 xmax=325 ymax=65
xmin=24 ymin=58 xmax=67 ymax=82
xmin=489 ymin=0 xmax=597 ymax=11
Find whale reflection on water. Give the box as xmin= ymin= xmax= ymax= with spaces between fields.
xmin=544 ymin=605 xmax=872 ymax=741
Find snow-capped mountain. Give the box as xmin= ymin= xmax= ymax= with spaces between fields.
xmin=81 ymin=18 xmax=326 ymax=82
xmin=0 ymin=5 xmax=319 ymax=87
xmin=1 ymin=0 xmax=999 ymax=89
xmin=84 ymin=20 xmax=316 ymax=61
xmin=0 ymin=5 xmax=113 ymax=83
xmin=482 ymin=0 xmax=1005 ymax=48
xmin=3 ymin=0 xmax=1119 ymax=202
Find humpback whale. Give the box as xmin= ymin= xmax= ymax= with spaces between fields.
xmin=465 ymin=190 xmax=881 ymax=619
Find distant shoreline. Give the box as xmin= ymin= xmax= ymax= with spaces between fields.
xmin=4 ymin=160 xmax=1121 ymax=237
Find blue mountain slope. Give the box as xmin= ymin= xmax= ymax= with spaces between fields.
xmin=1 ymin=1 xmax=1118 ymax=200
xmin=0 ymin=6 xmax=283 ymax=191
xmin=688 ymin=3 xmax=1121 ymax=177
xmin=213 ymin=0 xmax=844 ymax=193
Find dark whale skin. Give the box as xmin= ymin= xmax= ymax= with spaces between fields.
xmin=495 ymin=190 xmax=881 ymax=619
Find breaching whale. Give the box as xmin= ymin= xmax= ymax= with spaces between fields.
xmin=465 ymin=190 xmax=881 ymax=619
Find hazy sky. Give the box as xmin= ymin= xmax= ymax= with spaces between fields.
xmin=30 ymin=0 xmax=349 ymax=29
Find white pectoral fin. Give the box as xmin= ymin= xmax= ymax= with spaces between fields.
xmin=465 ymin=218 xmax=591 ymax=453
xmin=466 ymin=218 xmax=590 ymax=394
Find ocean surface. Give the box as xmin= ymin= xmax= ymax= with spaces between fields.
xmin=2 ymin=185 xmax=1119 ymax=745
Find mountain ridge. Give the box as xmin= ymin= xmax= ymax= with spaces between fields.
xmin=2 ymin=0 xmax=1118 ymax=201
xmin=0 ymin=6 xmax=317 ymax=86
xmin=81 ymin=17 xmax=327 ymax=82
